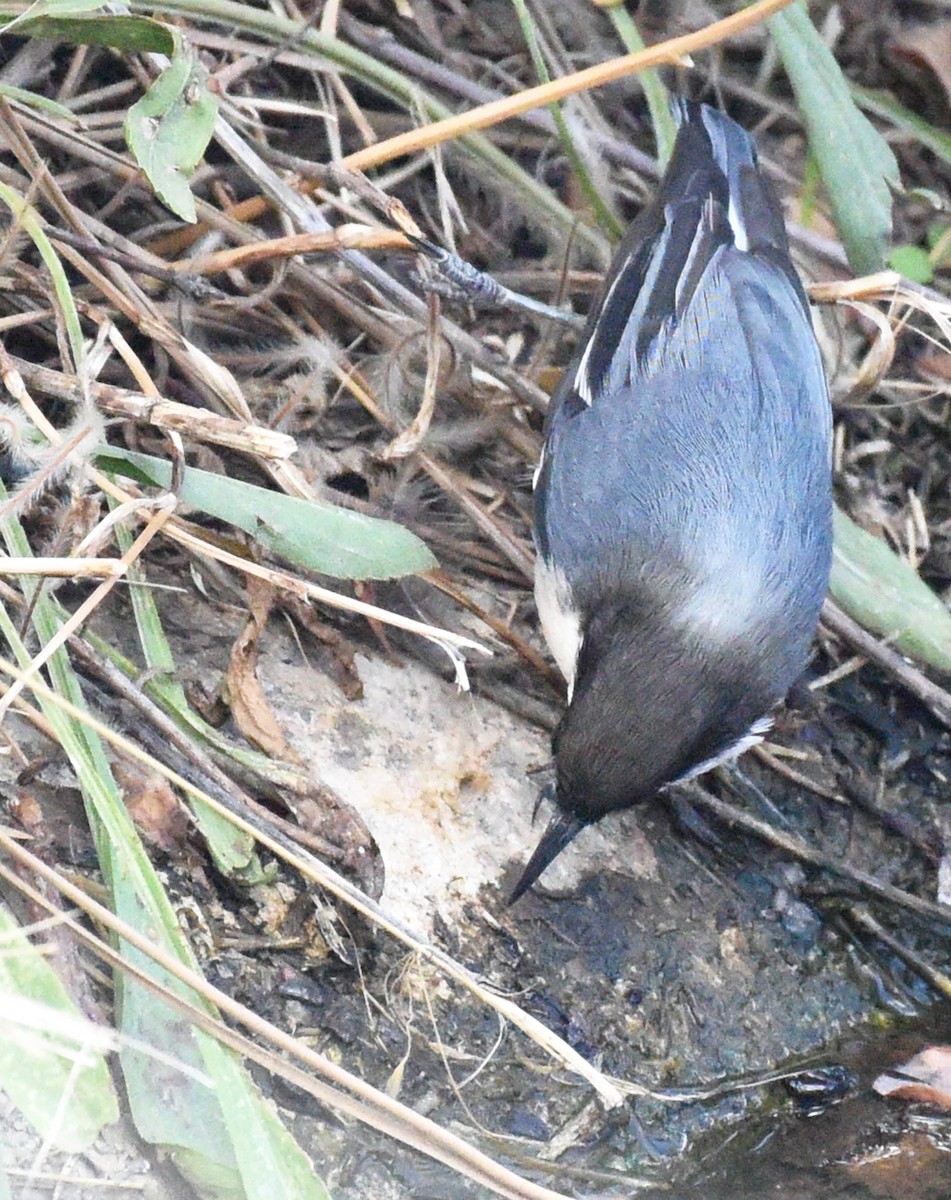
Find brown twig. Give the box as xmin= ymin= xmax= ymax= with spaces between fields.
xmin=821 ymin=599 xmax=951 ymax=731
xmin=684 ymin=781 xmax=951 ymax=930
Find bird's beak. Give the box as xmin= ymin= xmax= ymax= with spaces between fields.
xmin=508 ymin=810 xmax=587 ymax=904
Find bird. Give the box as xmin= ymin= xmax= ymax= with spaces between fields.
xmin=511 ymin=101 xmax=833 ymax=902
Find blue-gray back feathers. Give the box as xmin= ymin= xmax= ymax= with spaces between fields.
xmin=536 ymin=103 xmax=831 ymax=626
xmin=532 ymin=102 xmax=833 ymax=823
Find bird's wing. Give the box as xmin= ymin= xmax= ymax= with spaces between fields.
xmin=534 ymin=104 xmax=830 ymax=612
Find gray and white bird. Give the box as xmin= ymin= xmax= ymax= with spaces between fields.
xmin=511 ymin=102 xmax=833 ymax=901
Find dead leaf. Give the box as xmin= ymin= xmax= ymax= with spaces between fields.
xmin=227 ymin=577 xmax=299 ymax=760
xmin=844 ymin=1131 xmax=951 ymax=1198
xmin=12 ymin=780 xmax=94 ymax=865
xmin=892 ymin=22 xmax=951 ymax=104
xmin=874 ymin=1045 xmax=951 ymax=1109
xmin=114 ymin=761 xmax=189 ymax=855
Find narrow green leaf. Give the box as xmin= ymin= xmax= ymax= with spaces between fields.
xmin=831 ymin=506 xmax=951 ymax=672
xmin=0 ymin=82 xmax=79 ymax=121
xmin=201 ymin=1041 xmax=332 ymax=1200
xmin=3 ymin=0 xmax=110 ymax=28
xmin=798 ymin=149 xmax=821 ymax=230
xmin=602 ymin=3 xmax=676 ymax=166
xmin=124 ymin=41 xmax=219 ymax=223
xmin=0 ymin=182 xmax=84 ymax=371
xmin=853 ymin=85 xmax=951 ymax=172
xmin=116 ymin=943 xmax=243 ymax=1197
xmin=98 ymin=446 xmax=438 ymax=579
xmin=768 ymin=2 xmax=899 ymax=275
xmin=0 ymin=12 xmax=175 ymax=53
xmin=0 ymin=901 xmax=118 ymax=1152
xmin=509 ymin=0 xmax=622 ymax=238
xmin=0 ymin=496 xmax=332 ymax=1200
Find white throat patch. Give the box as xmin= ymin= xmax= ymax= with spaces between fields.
xmin=534 ymin=556 xmax=583 ymax=701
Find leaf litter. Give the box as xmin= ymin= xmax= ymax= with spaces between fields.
xmin=0 ymin=2 xmax=951 ymax=1198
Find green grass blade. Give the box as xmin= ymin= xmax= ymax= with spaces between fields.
xmin=0 ymin=901 xmax=118 ymax=1152
xmin=510 ymin=0 xmax=622 ymax=238
xmin=768 ymin=1 xmax=899 ymax=275
xmin=0 ymin=11 xmax=175 ymax=52
xmin=0 ymin=82 xmax=80 ymax=121
xmin=602 ymin=3 xmax=676 ymax=165
xmin=831 ymin=506 xmax=951 ymax=672
xmin=0 ymin=182 xmax=84 ymax=371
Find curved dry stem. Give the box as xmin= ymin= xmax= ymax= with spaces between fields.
xmin=0 ymin=651 xmax=625 ymax=1109
xmin=0 ymin=843 xmax=576 ymax=1200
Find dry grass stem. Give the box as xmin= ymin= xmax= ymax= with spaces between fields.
xmin=0 ymin=557 xmax=125 ymax=578
xmin=0 ymin=840 xmax=574 ymax=1200
xmin=0 ymin=650 xmax=622 ymax=1108
xmin=9 ymin=355 xmax=297 ymax=460
xmin=177 ymin=225 xmax=413 ymax=275
xmin=339 ymin=0 xmax=797 ymax=172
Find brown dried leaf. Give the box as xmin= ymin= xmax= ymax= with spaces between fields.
xmin=874 ymin=1045 xmax=951 ymax=1110
xmin=10 ymin=787 xmax=45 ymax=838
xmin=227 ymin=578 xmax=298 ymax=761
xmin=844 ymin=1132 xmax=951 ymax=1198
xmin=892 ymin=22 xmax=951 ymax=103
xmin=12 ymin=781 xmax=94 ymax=865
xmin=113 ymin=761 xmax=190 ymax=855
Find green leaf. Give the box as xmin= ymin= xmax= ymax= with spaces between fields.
xmin=853 ymin=85 xmax=951 ymax=172
xmin=3 ymin=0 xmax=111 ymax=26
xmin=115 ymin=941 xmax=244 ymax=1196
xmin=97 ymin=446 xmax=438 ymax=579
xmin=0 ymin=900 xmax=118 ymax=1152
xmin=887 ymin=244 xmax=933 ymax=284
xmin=0 ymin=182 xmax=84 ymax=371
xmin=768 ymin=2 xmax=899 ymax=275
xmin=0 ymin=493 xmax=332 ymax=1200
xmin=830 ymin=506 xmax=951 ymax=673
xmin=0 ymin=82 xmax=79 ymax=121
xmin=198 ymin=1040 xmax=332 ymax=1200
xmin=0 ymin=12 xmax=175 ymax=53
xmin=124 ymin=41 xmax=219 ymax=223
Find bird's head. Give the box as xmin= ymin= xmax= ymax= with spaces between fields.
xmin=510 ymin=593 xmax=785 ymax=902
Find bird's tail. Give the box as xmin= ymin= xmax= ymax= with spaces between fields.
xmin=667 ymin=99 xmax=794 ymax=265
xmin=569 ymin=101 xmax=808 ymax=401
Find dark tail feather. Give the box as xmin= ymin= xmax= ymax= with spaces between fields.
xmin=508 ymin=811 xmax=587 ymax=904
xmin=668 ymin=101 xmax=789 ymax=254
